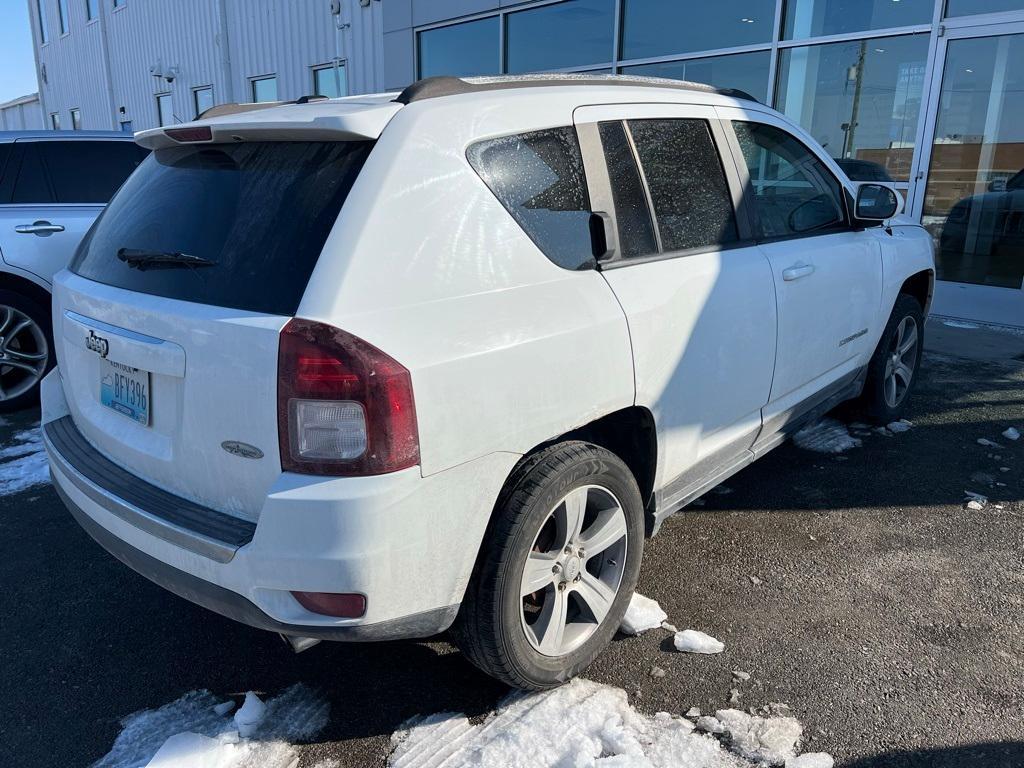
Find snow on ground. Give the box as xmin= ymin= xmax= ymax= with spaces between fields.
xmin=94 ymin=684 xmax=328 ymax=768
xmin=673 ymin=630 xmax=725 ymax=655
xmin=792 ymin=419 xmax=861 ymax=454
xmin=620 ymin=593 xmax=668 ymax=635
xmin=389 ymin=678 xmax=828 ymax=768
xmin=942 ymin=320 xmax=979 ymax=330
xmin=1003 ymin=427 xmax=1020 ymax=441
xmin=0 ymin=427 xmax=50 ymax=495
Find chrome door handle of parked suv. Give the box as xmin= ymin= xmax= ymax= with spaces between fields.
xmin=782 ymin=263 xmax=815 ymax=281
xmin=15 ymin=221 xmax=65 ymax=235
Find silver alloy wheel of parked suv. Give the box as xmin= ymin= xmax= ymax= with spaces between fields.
xmin=0 ymin=305 xmax=49 ymax=402
xmin=520 ymin=484 xmax=628 ymax=657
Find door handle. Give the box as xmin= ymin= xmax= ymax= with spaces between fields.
xmin=782 ymin=263 xmax=815 ymax=281
xmin=15 ymin=221 xmax=65 ymax=235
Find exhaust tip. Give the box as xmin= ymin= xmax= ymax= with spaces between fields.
xmin=280 ymin=634 xmax=322 ymax=654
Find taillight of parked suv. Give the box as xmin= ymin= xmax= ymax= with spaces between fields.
xmin=277 ymin=319 xmax=419 ymax=476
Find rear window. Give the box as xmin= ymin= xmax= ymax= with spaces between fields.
xmin=71 ymin=141 xmax=373 ymax=315
xmin=467 ymin=127 xmax=593 ymax=270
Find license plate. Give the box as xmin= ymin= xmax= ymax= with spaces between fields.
xmin=100 ymin=358 xmax=151 ymax=426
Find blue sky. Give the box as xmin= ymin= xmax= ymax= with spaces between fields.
xmin=0 ymin=0 xmax=39 ymax=103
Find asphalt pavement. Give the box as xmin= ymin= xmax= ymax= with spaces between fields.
xmin=1 ymin=319 xmax=1021 ymax=767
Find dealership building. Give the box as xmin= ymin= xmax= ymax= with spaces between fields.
xmin=23 ymin=0 xmax=1024 ymax=327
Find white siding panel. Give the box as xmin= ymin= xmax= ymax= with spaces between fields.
xmin=31 ymin=0 xmax=383 ymax=132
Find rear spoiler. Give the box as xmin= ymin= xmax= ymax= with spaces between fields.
xmin=135 ymin=99 xmax=402 ymax=150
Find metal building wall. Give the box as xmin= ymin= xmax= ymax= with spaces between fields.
xmin=0 ymin=94 xmax=45 ymax=130
xmin=28 ymin=0 xmax=384 ymax=132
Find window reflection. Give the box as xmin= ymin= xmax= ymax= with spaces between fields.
xmin=621 ymin=0 xmax=773 ymax=59
xmin=418 ymin=17 xmax=500 ymax=78
xmin=622 ymin=50 xmax=771 ymax=104
xmin=924 ymin=34 xmax=1024 ymax=289
xmin=506 ymin=0 xmax=615 ymax=73
xmin=783 ymin=0 xmax=932 ymax=40
xmin=945 ymin=0 xmax=1024 ymax=17
xmin=776 ymin=34 xmax=928 ymax=181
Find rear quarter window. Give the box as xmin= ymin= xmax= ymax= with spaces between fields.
xmin=71 ymin=141 xmax=373 ymax=315
xmin=467 ymin=127 xmax=594 ymax=270
xmin=39 ymin=140 xmax=150 ymax=203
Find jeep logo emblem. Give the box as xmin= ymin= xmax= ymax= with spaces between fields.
xmin=86 ymin=330 xmax=109 ymax=358
xmin=221 ymin=440 xmax=264 ymax=460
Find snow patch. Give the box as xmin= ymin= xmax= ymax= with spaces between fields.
xmin=786 ymin=754 xmax=834 ymax=768
xmin=942 ymin=320 xmax=978 ymax=330
xmin=886 ymin=419 xmax=913 ymax=434
xmin=0 ymin=427 xmax=50 ymax=495
xmin=977 ymin=438 xmax=1002 ymax=448
xmin=620 ymin=592 xmax=668 ymax=635
xmin=94 ymin=684 xmax=328 ymax=768
xmin=673 ymin=630 xmax=725 ymax=655
xmin=792 ymin=419 xmax=861 ymax=454
xmin=1003 ymin=427 xmax=1020 ymax=441
xmin=391 ymin=678 xmax=768 ymax=768
xmin=715 ymin=708 xmax=802 ymax=765
xmin=234 ymin=692 xmax=267 ymax=737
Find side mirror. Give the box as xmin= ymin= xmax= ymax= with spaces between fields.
xmin=854 ymin=183 xmax=899 ymax=223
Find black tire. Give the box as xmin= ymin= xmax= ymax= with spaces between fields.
xmin=452 ymin=441 xmax=645 ymax=690
xmin=857 ymin=293 xmax=924 ymax=425
xmin=0 ymin=289 xmax=54 ymax=413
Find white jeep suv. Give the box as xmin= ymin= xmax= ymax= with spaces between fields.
xmin=43 ymin=76 xmax=934 ymax=690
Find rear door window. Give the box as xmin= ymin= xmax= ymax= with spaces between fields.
xmin=467 ymin=127 xmax=593 ymax=270
xmin=597 ymin=121 xmax=658 ymax=259
xmin=627 ymin=119 xmax=739 ymax=253
xmin=38 ymin=141 xmax=150 ymax=203
xmin=10 ymin=143 xmax=54 ymax=204
xmin=71 ymin=141 xmax=374 ymax=315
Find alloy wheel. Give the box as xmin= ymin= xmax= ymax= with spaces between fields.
xmin=883 ymin=315 xmax=918 ymax=408
xmin=519 ymin=484 xmax=628 ymax=657
xmin=0 ymin=305 xmax=49 ymax=401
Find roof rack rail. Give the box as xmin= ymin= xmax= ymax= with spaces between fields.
xmin=394 ymin=75 xmax=758 ymax=106
xmin=198 ymin=94 xmax=331 ymax=120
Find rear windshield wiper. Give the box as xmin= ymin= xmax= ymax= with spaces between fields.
xmin=117 ymin=248 xmax=217 ymax=271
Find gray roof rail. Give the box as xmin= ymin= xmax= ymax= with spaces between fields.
xmin=394 ymin=75 xmax=758 ymax=105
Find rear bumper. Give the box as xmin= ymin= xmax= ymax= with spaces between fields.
xmin=53 ymin=476 xmax=456 ymax=641
xmin=42 ymin=371 xmax=518 ymax=641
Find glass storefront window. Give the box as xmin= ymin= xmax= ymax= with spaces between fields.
xmin=620 ymin=0 xmax=774 ymax=60
xmin=946 ymin=0 xmax=1024 ymax=16
xmin=621 ymin=50 xmax=771 ymax=104
xmin=783 ymin=0 xmax=933 ymax=40
xmin=506 ymin=0 xmax=615 ymax=74
xmin=418 ymin=17 xmax=500 ymax=78
xmin=923 ymin=33 xmax=1024 ymax=289
xmin=776 ymin=34 xmax=929 ymax=181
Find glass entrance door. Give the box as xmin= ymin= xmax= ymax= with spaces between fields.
xmin=915 ymin=24 xmax=1024 ymax=327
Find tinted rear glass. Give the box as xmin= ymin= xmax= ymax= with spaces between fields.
xmin=39 ymin=140 xmax=149 ymax=203
xmin=71 ymin=141 xmax=373 ymax=315
xmin=467 ymin=127 xmax=593 ymax=270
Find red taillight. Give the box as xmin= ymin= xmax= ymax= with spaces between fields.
xmin=164 ymin=125 xmax=213 ymax=143
xmin=291 ymin=591 xmax=366 ymax=618
xmin=277 ymin=319 xmax=419 ymax=476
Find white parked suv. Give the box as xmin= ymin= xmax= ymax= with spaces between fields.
xmin=0 ymin=131 xmax=148 ymax=410
xmin=43 ymin=76 xmax=934 ymax=690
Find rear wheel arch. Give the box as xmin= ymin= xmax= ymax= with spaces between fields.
xmin=0 ymin=271 xmax=52 ymax=311
xmin=494 ymin=407 xmax=658 ymax=536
